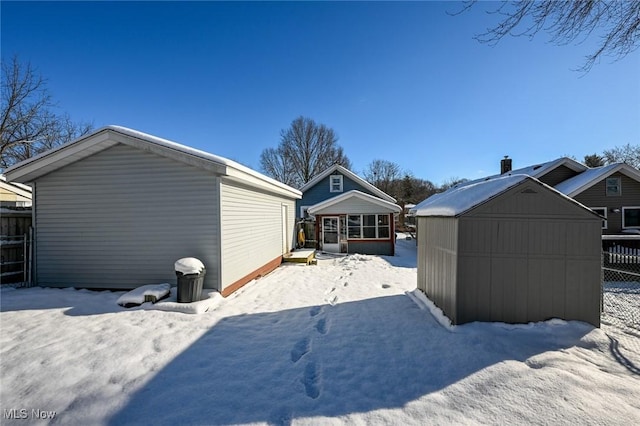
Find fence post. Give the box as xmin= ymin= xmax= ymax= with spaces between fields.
xmin=23 ymin=233 xmax=27 ymax=283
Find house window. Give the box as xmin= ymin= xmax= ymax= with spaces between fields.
xmin=623 ymin=207 xmax=640 ymax=229
xmin=591 ymin=207 xmax=607 ymax=229
xmin=606 ymin=177 xmax=621 ymax=196
xmin=347 ymin=214 xmax=390 ymax=239
xmin=329 ymin=175 xmax=343 ymax=193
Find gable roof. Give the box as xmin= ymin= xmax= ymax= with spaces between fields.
xmin=307 ymin=190 xmax=401 ymax=215
xmin=504 ymin=157 xmax=587 ymax=179
xmin=554 ymin=163 xmax=640 ymax=197
xmin=299 ymin=164 xmax=396 ymax=203
xmin=0 ymin=175 xmax=32 ymax=199
xmin=413 ymin=174 xmax=595 ymax=218
xmin=4 ymin=126 xmax=301 ymax=199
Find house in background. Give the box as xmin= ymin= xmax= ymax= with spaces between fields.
xmin=4 ymin=126 xmax=301 ymax=296
xmin=498 ymin=157 xmax=640 ymax=235
xmin=297 ymin=164 xmax=401 ymax=255
xmin=0 ymin=175 xmax=32 ymax=207
xmin=414 ymin=175 xmax=602 ymax=327
xmin=554 ymin=163 xmax=640 ymax=235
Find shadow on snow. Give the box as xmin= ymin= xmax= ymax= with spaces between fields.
xmin=108 ymin=294 xmax=591 ymax=425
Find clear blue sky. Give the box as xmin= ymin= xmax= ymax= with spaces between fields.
xmin=2 ymin=1 xmax=639 ymax=185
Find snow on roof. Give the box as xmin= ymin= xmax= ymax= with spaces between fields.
xmin=555 ymin=163 xmax=640 ymax=197
xmin=307 ymin=190 xmax=401 ymax=215
xmin=0 ymin=174 xmax=32 ymax=194
xmin=4 ymin=126 xmax=301 ymax=198
xmin=413 ymin=175 xmax=530 ymax=217
xmin=105 ymin=126 xmax=301 ymax=197
xmin=505 ymin=157 xmax=587 ymax=179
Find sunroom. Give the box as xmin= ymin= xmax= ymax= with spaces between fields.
xmin=307 ymin=190 xmax=401 ymax=255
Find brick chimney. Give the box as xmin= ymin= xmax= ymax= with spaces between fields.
xmin=500 ymin=156 xmax=512 ymax=174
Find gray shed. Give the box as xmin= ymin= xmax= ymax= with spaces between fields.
xmin=414 ymin=175 xmax=602 ymax=327
xmin=4 ymin=126 xmax=301 ymax=296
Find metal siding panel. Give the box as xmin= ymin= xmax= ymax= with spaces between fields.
xmin=220 ymin=180 xmax=295 ymax=291
xmin=34 ymin=144 xmax=220 ymax=290
xmin=417 ymin=217 xmax=458 ymax=322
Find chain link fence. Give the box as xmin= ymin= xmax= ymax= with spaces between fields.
xmin=602 ymin=250 xmax=640 ymax=337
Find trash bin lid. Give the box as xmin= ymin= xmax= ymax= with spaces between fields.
xmin=174 ymin=257 xmax=205 ymax=274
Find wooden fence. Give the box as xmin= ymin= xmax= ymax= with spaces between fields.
xmin=1 ymin=208 xmax=32 ymax=284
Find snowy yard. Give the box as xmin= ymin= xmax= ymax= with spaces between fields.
xmin=1 ymin=237 xmax=639 ymax=425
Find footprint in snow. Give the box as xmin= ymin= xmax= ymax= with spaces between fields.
xmin=381 ymin=284 xmax=391 ymax=289
xmin=309 ymin=306 xmax=322 ymax=317
xmin=291 ymin=337 xmax=311 ymax=363
xmin=315 ymin=318 xmax=328 ymax=335
xmin=303 ymin=361 xmax=321 ymax=399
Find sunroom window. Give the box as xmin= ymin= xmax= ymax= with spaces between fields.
xmin=347 ymin=214 xmax=390 ymax=239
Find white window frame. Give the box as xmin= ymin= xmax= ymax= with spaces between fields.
xmin=347 ymin=214 xmax=390 ymax=240
xmin=606 ymin=177 xmax=621 ymax=196
xmin=329 ymin=174 xmax=343 ymax=193
xmin=622 ymin=206 xmax=640 ymax=229
xmin=590 ymin=207 xmax=607 ymax=230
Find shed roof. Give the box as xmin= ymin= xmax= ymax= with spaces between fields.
xmin=4 ymin=126 xmax=301 ymax=199
xmin=308 ymin=190 xmax=401 ymax=215
xmin=554 ymin=163 xmax=640 ymax=197
xmin=300 ymin=164 xmax=396 ymax=203
xmin=413 ymin=175 xmax=595 ymax=217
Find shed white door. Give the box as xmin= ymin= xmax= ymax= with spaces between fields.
xmin=322 ymin=217 xmax=340 ymax=253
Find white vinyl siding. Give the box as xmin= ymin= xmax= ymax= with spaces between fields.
xmin=34 ymin=144 xmax=220 ymax=290
xmin=219 ymin=180 xmax=295 ymax=291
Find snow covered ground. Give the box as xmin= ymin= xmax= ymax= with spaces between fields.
xmin=1 ymin=236 xmax=639 ymax=425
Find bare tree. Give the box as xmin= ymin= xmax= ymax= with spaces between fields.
xmin=260 ymin=116 xmax=351 ymax=189
xmin=363 ymin=159 xmax=402 ymax=195
xmin=584 ymin=153 xmax=606 ymax=167
xmin=1 ymin=56 xmax=92 ymax=170
xmin=455 ymin=0 xmax=640 ymax=71
xmin=602 ymin=143 xmax=640 ymax=168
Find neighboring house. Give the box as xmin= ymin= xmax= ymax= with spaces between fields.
xmin=0 ymin=175 xmax=32 ymax=207
xmin=3 ymin=126 xmax=301 ymax=296
xmin=414 ymin=175 xmax=602 ymax=327
xmin=298 ymin=165 xmax=401 ymax=255
xmin=498 ymin=157 xmax=640 ymax=235
xmin=554 ymin=163 xmax=640 ymax=235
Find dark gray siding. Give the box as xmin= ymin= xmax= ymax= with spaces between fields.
xmin=347 ymin=240 xmax=393 ymax=256
xmin=460 ymin=182 xmax=600 ymax=326
xmin=573 ymin=172 xmax=640 ymax=234
xmin=417 ymin=217 xmax=458 ymax=321
xmin=539 ymin=165 xmax=581 ymax=187
xmin=419 ymin=180 xmax=601 ymax=326
xmin=297 ymin=172 xmax=379 ymax=218
xmin=34 ymin=144 xmax=220 ymax=290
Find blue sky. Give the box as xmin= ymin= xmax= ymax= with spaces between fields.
xmin=2 ymin=1 xmax=639 ymax=185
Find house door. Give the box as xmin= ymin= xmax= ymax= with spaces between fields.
xmin=322 ymin=217 xmax=340 ymax=253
